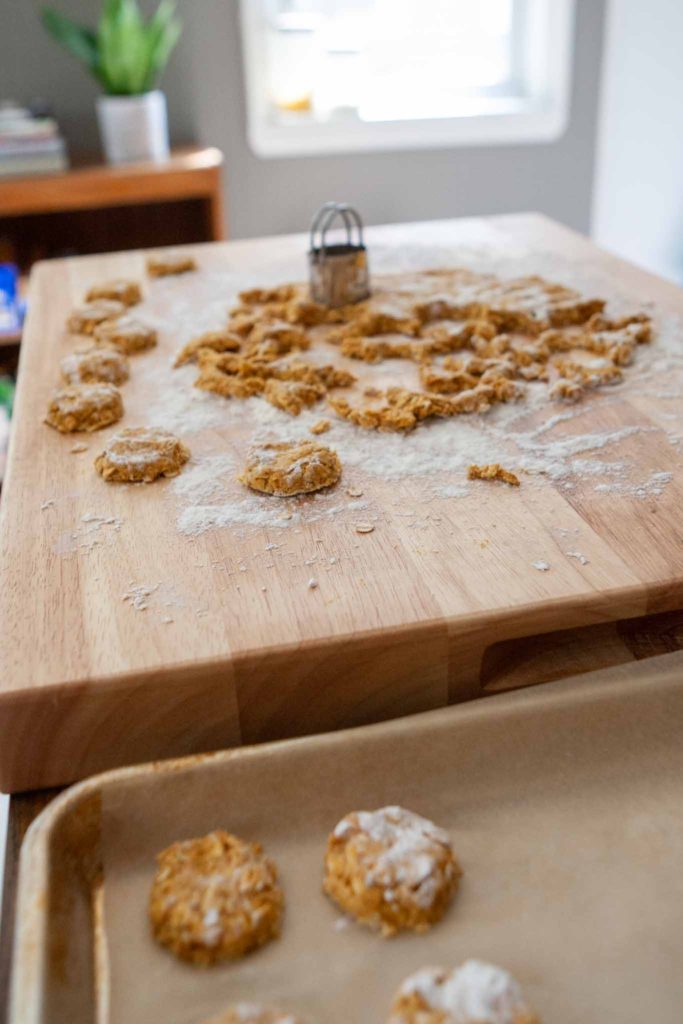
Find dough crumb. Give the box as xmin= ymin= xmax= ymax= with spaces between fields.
xmin=310 ymin=418 xmax=331 ymax=435
xmin=468 ymin=463 xmax=520 ymax=487
xmin=355 ymin=522 xmax=375 ymax=534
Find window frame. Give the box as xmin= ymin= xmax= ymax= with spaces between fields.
xmin=239 ymin=0 xmax=576 ymax=159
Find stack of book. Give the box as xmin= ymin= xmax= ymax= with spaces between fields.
xmin=0 ymin=100 xmax=68 ymax=179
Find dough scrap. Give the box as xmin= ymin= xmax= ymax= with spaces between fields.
xmin=468 ymin=463 xmax=520 ymax=487
xmin=93 ymin=316 xmax=157 ymax=354
xmin=204 ymin=268 xmax=651 ymax=432
xmin=324 ymin=805 xmax=461 ymax=937
xmin=263 ymin=378 xmax=326 ymax=416
xmin=85 ymin=279 xmax=141 ymax=306
xmin=149 ymin=830 xmax=283 ymax=966
xmin=45 ymin=383 xmax=123 ymax=433
xmin=239 ymin=440 xmax=341 ymax=496
xmin=60 ymin=346 xmax=129 ymax=386
xmin=94 ymin=427 xmax=190 ymax=483
xmin=388 ymin=960 xmax=541 ymax=1024
xmin=67 ymin=299 xmax=126 ymax=335
xmin=174 ymin=330 xmax=242 ymax=367
xmin=238 ymin=283 xmax=299 ymax=305
xmin=146 ymin=252 xmax=197 ymax=277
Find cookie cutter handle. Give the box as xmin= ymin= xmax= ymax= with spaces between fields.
xmin=310 ymin=202 xmax=365 ymax=262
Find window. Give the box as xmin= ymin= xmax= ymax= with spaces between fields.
xmin=239 ymin=0 xmax=575 ymax=157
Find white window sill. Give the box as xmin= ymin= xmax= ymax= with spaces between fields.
xmin=248 ymin=98 xmax=569 ymax=159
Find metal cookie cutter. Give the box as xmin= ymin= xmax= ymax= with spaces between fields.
xmin=309 ymin=201 xmax=371 ymax=308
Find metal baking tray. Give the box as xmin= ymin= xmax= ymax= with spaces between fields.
xmin=10 ymin=652 xmax=683 ymax=1023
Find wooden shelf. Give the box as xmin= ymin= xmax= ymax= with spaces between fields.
xmin=0 ymin=146 xmax=225 ymax=239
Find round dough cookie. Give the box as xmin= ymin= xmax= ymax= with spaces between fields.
xmin=146 ymin=252 xmax=197 ymax=277
xmin=202 ymin=1006 xmax=304 ymax=1024
xmin=93 ymin=315 xmax=157 ymax=354
xmin=323 ymin=805 xmax=461 ymax=936
xmin=149 ymin=829 xmax=284 ymax=966
xmin=67 ymin=299 xmax=126 ymax=335
xmin=60 ymin=346 xmax=129 ymax=386
xmin=239 ymin=441 xmax=341 ymax=497
xmin=45 ymin=383 xmax=123 ymax=433
xmin=95 ymin=427 xmax=190 ymax=483
xmin=85 ymin=279 xmax=142 ymax=306
xmin=388 ymin=961 xmax=541 ymax=1024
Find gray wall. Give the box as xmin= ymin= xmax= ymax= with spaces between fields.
xmin=3 ymin=0 xmax=606 ymax=239
xmin=592 ymin=0 xmax=683 ymax=283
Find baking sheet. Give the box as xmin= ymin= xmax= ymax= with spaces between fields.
xmin=12 ymin=651 xmax=683 ymax=1024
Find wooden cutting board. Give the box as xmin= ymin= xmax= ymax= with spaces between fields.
xmin=2 ymin=213 xmax=683 ymax=793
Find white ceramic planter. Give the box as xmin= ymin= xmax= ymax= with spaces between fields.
xmin=96 ymin=90 xmax=170 ymax=165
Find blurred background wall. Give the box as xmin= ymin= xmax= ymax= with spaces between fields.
xmin=2 ymin=0 xmax=606 ymax=239
xmin=592 ymin=0 xmax=683 ymax=284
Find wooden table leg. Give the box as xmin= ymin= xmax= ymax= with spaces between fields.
xmin=0 ymin=790 xmax=61 ymax=1024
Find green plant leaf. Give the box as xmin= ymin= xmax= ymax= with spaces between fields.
xmin=40 ymin=8 xmax=103 ymax=85
xmin=142 ymin=3 xmax=181 ymax=92
xmin=98 ymin=0 xmax=145 ymax=94
xmin=45 ymin=0 xmax=183 ymax=96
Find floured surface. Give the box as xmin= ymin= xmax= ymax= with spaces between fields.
xmin=14 ymin=660 xmax=683 ymax=1024
xmin=2 ymin=215 xmax=683 ymax=790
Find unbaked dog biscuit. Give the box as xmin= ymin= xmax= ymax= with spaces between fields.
xmin=388 ymin=961 xmax=541 ymax=1024
xmin=95 ymin=427 xmax=190 ymax=483
xmin=45 ymin=383 xmax=123 ymax=433
xmin=146 ymin=252 xmax=197 ymax=277
xmin=239 ymin=441 xmax=341 ymax=496
xmin=85 ymin=279 xmax=142 ymax=306
xmin=149 ymin=830 xmax=283 ymax=966
xmin=324 ymin=805 xmax=461 ymax=936
xmin=67 ymin=299 xmax=126 ymax=335
xmin=202 ymin=1007 xmax=305 ymax=1024
xmin=60 ymin=346 xmax=129 ymax=386
xmin=93 ymin=316 xmax=157 ymax=354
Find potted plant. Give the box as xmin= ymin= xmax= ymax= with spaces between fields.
xmin=41 ymin=0 xmax=182 ymax=165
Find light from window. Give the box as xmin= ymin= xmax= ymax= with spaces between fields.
xmin=240 ymin=0 xmax=575 ymax=157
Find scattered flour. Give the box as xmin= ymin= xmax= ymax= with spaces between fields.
xmin=566 ymin=551 xmax=590 ymax=566
xmin=122 ymin=582 xmax=159 ymax=611
xmin=53 ymin=511 xmax=123 ymax=555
